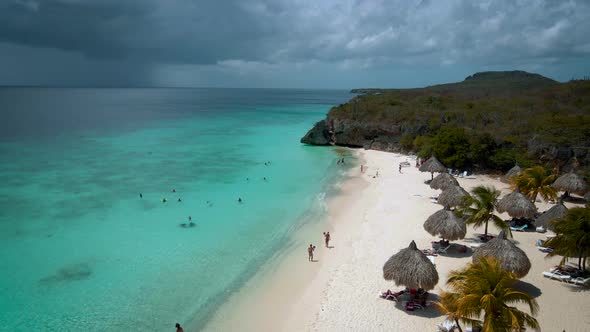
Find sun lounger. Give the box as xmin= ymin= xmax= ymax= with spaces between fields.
xmin=542 ymin=271 xmax=571 ymax=282
xmin=510 ymin=224 xmax=528 ymax=232
xmin=535 ymin=226 xmax=546 ymax=233
xmin=436 ymin=245 xmax=451 ymax=253
xmin=470 ymin=242 xmax=483 ymax=249
xmin=536 ymin=239 xmax=553 ymax=253
xmin=437 ymin=320 xmax=457 ymax=332
xmin=570 ymin=277 xmax=590 ymax=287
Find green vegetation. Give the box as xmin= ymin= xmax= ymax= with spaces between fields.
xmin=545 ymin=207 xmax=590 ymax=271
xmin=436 ymin=257 xmax=540 ymax=332
xmin=334 ymin=71 xmax=590 ymax=173
xmin=511 ymin=166 xmax=557 ymax=202
xmin=458 ymin=185 xmax=508 ymax=237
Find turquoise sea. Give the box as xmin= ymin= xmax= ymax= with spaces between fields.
xmin=0 ymin=88 xmax=352 ymax=331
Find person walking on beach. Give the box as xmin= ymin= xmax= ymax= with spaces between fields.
xmin=323 ymin=232 xmax=331 ymax=248
xmin=398 ymin=164 xmax=402 ymax=173
xmin=175 ymin=323 xmax=184 ymax=332
xmin=308 ymin=244 xmax=316 ymax=261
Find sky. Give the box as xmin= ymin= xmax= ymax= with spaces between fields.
xmin=1 ymin=0 xmax=589 ymax=89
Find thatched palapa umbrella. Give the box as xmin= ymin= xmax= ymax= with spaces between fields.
xmin=430 ymin=172 xmax=459 ymax=191
xmin=552 ymin=172 xmax=589 ymax=196
xmin=437 ymin=185 xmax=470 ymax=208
xmin=501 ymin=165 xmax=521 ymax=183
xmin=535 ymin=203 xmax=568 ymax=231
xmin=419 ymin=157 xmax=447 ymax=180
xmin=423 ymin=209 xmax=466 ymax=241
xmin=472 ymin=230 xmax=531 ymax=278
xmin=383 ymin=241 xmax=439 ymax=290
xmin=496 ymin=191 xmax=537 ymax=219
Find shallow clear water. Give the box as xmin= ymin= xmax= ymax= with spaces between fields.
xmin=0 ymin=88 xmax=351 ymax=331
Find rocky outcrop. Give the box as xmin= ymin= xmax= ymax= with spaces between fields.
xmin=302 ymin=116 xmax=414 ymax=152
xmin=300 ymin=120 xmax=332 ymax=145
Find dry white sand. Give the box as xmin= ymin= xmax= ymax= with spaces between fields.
xmin=203 ymin=149 xmax=590 ymax=332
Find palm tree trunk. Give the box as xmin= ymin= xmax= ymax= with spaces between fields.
xmin=532 ymin=191 xmax=538 ymax=203
xmin=484 ymin=220 xmax=489 ymax=236
xmin=578 ymin=250 xmax=583 ymax=271
xmin=454 ymin=319 xmax=463 ymax=332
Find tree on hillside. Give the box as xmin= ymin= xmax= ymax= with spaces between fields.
xmin=437 ymin=257 xmax=540 ymax=332
xmin=511 ymin=166 xmax=557 ymax=203
xmin=458 ymin=185 xmax=509 ymax=237
xmin=545 ymin=207 xmax=590 ymax=271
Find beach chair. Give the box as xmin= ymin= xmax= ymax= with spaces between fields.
xmin=542 ymin=271 xmax=571 ymax=282
xmin=535 ymin=239 xmax=553 ymax=253
xmin=435 ymin=245 xmax=451 ymax=254
xmin=570 ymin=277 xmax=590 ymax=287
xmin=510 ymin=224 xmax=528 ymax=232
xmin=437 ymin=320 xmax=457 ymax=332
xmin=535 ymin=225 xmax=546 ymax=233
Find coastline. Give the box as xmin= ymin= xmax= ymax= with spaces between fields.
xmin=202 ymin=149 xmax=590 ymax=332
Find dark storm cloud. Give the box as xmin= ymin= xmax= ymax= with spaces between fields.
xmin=0 ymin=0 xmax=589 ymax=87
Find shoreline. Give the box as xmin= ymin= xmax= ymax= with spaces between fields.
xmin=202 ymin=149 xmax=590 ymax=332
xmin=200 ymin=149 xmax=369 ymax=331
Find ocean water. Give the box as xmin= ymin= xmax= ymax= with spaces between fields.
xmin=0 ymin=88 xmax=352 ymax=331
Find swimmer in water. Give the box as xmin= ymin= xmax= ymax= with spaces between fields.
xmin=238 ymin=198 xmax=243 ymax=203
xmin=178 ymin=198 xmax=182 ymax=202
xmin=189 ymin=222 xmax=195 ymax=227
xmin=162 ymin=198 xmax=167 ymax=203
xmin=188 ymin=216 xmax=192 ymax=221
xmin=139 ymin=193 xmax=143 ymax=198
xmin=263 ymin=177 xmax=267 ymax=181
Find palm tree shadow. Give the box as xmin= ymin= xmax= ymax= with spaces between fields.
xmin=514 ymin=280 xmax=542 ymax=298
xmin=562 ymin=196 xmax=586 ymax=204
xmin=565 ymin=284 xmax=590 ymax=292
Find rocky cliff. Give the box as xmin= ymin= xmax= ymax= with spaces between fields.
xmin=301 ymin=71 xmax=590 ymax=172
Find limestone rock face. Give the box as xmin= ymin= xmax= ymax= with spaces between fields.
xmin=300 ymin=120 xmax=331 ymax=145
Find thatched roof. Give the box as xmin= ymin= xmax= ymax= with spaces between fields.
xmin=437 ymin=185 xmax=470 ymax=208
xmin=501 ymin=165 xmax=521 ymax=183
xmin=423 ymin=209 xmax=467 ymax=241
xmin=430 ymin=173 xmax=460 ymax=191
xmin=535 ymin=203 xmax=568 ymax=231
xmin=383 ymin=241 xmax=439 ymax=290
xmin=552 ymin=172 xmax=589 ymax=195
xmin=472 ymin=231 xmax=531 ymax=278
xmin=419 ymin=157 xmax=447 ymax=174
xmin=496 ymin=191 xmax=537 ymax=218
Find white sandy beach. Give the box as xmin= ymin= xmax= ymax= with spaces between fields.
xmin=203 ymin=149 xmax=590 ymax=332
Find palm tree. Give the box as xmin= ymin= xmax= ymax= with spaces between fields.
xmin=511 ymin=166 xmax=557 ymax=203
xmin=545 ymin=207 xmax=590 ymax=271
xmin=439 ymin=257 xmax=540 ymax=332
xmin=458 ymin=185 xmax=509 ymax=237
xmin=434 ymin=291 xmax=479 ymax=332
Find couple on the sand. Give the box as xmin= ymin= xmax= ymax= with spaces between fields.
xmin=308 ymin=231 xmax=331 ymax=262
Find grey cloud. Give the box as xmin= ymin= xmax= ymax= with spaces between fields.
xmin=0 ymin=0 xmax=588 ymax=87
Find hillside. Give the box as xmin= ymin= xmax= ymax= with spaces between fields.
xmin=302 ymin=71 xmax=590 ymax=174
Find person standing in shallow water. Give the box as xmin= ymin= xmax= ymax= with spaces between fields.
xmin=323 ymin=232 xmax=331 ymax=248
xmin=308 ymin=244 xmax=316 ymax=261
xmin=175 ymin=323 xmax=184 ymax=332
